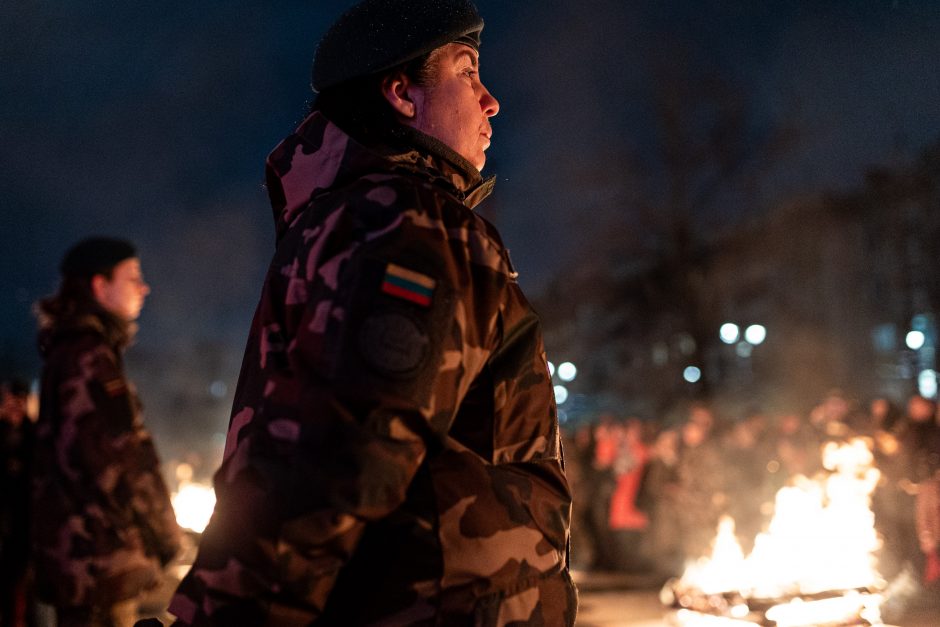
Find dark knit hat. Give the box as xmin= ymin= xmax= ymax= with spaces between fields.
xmin=312 ymin=0 xmax=484 ymax=92
xmin=60 ymin=237 xmax=137 ymax=278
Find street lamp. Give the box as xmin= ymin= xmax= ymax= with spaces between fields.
xmin=719 ymin=323 xmax=740 ymax=344
xmin=744 ymin=325 xmax=767 ymax=346
xmin=558 ymin=362 xmax=578 ymax=382
xmin=907 ymin=331 xmax=926 ymax=351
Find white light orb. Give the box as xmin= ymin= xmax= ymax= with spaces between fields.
xmin=558 ymin=362 xmax=578 ymax=382
xmin=719 ymin=323 xmax=740 ymax=345
xmin=683 ymin=366 xmax=702 ymax=383
xmin=547 ymin=361 xmax=556 ymax=378
xmin=553 ymin=385 xmax=569 ymax=405
xmin=919 ymin=369 xmax=938 ymax=399
xmin=907 ymin=331 xmax=926 ymax=350
xmin=744 ymin=324 xmax=767 ymax=345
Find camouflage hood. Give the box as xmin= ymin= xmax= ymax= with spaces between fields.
xmin=265 ymin=112 xmax=496 ymax=242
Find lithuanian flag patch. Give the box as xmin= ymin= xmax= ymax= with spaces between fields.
xmin=381 ymin=263 xmax=436 ymax=307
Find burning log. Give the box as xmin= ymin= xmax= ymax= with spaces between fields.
xmin=662 ymin=578 xmax=884 ymax=626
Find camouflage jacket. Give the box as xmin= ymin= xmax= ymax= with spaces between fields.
xmin=32 ymin=313 xmax=181 ymax=607
xmin=170 ymin=113 xmax=576 ymax=626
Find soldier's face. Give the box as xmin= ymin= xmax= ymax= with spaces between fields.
xmin=92 ymin=257 xmax=150 ymax=321
xmin=410 ymin=43 xmax=500 ymax=171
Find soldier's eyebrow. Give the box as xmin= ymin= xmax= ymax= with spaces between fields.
xmin=455 ymin=49 xmax=479 ymax=69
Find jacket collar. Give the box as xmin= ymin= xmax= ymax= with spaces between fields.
xmin=37 ymin=308 xmax=132 ymax=356
xmin=265 ymin=112 xmax=495 ymax=240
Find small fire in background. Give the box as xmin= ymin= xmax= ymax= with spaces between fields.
xmin=663 ymin=438 xmax=887 ymax=626
xmin=171 ymin=462 xmax=216 ymax=534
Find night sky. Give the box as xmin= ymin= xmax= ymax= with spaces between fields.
xmin=3 ymin=0 xmax=940 ymax=383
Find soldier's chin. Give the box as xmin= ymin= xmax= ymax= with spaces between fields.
xmin=125 ymin=306 xmax=144 ymax=321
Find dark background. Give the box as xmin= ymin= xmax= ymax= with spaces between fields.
xmin=3 ymin=1 xmax=940 ymax=468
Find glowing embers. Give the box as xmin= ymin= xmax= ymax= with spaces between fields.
xmin=663 ymin=438 xmax=887 ymax=626
xmin=666 ymin=589 xmax=885 ymax=627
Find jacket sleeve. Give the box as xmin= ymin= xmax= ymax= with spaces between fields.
xmin=170 ymin=200 xmax=509 ymax=626
xmin=75 ymin=344 xmax=182 ymax=564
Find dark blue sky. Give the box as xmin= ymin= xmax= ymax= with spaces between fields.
xmin=3 ymin=0 xmax=940 ymax=379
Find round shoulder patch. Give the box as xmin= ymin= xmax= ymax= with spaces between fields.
xmin=358 ymin=310 xmax=430 ymax=378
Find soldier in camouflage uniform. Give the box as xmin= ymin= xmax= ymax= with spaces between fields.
xmin=168 ymin=0 xmax=576 ymax=625
xmin=33 ymin=237 xmax=182 ymax=627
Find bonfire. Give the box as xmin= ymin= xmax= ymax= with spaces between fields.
xmin=662 ymin=438 xmax=887 ymax=626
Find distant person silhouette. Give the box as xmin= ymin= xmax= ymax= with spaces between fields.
xmin=32 ymin=237 xmax=181 ymax=627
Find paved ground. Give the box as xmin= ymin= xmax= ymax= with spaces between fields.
xmin=577 ymin=588 xmax=667 ymax=626
xmin=573 ymin=570 xmax=674 ymax=626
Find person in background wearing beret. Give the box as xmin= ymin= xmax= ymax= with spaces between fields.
xmin=168 ymin=0 xmax=576 ymax=625
xmin=31 ymin=237 xmax=182 ymax=627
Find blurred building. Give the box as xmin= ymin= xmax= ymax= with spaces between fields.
xmin=538 ymin=140 xmax=940 ymax=416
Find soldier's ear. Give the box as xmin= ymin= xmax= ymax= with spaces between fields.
xmin=90 ymin=273 xmax=109 ymax=304
xmin=381 ymin=72 xmax=417 ymax=119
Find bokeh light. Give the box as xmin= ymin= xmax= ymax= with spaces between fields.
xmin=745 ymin=325 xmax=767 ymax=345
xmin=906 ymin=330 xmax=926 ymax=350
xmin=558 ymin=362 xmax=578 ymax=382
xmin=720 ymin=323 xmax=741 ymax=345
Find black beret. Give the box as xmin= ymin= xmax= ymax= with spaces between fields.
xmin=60 ymin=236 xmax=137 ymax=278
xmin=312 ymin=0 xmax=484 ymax=92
